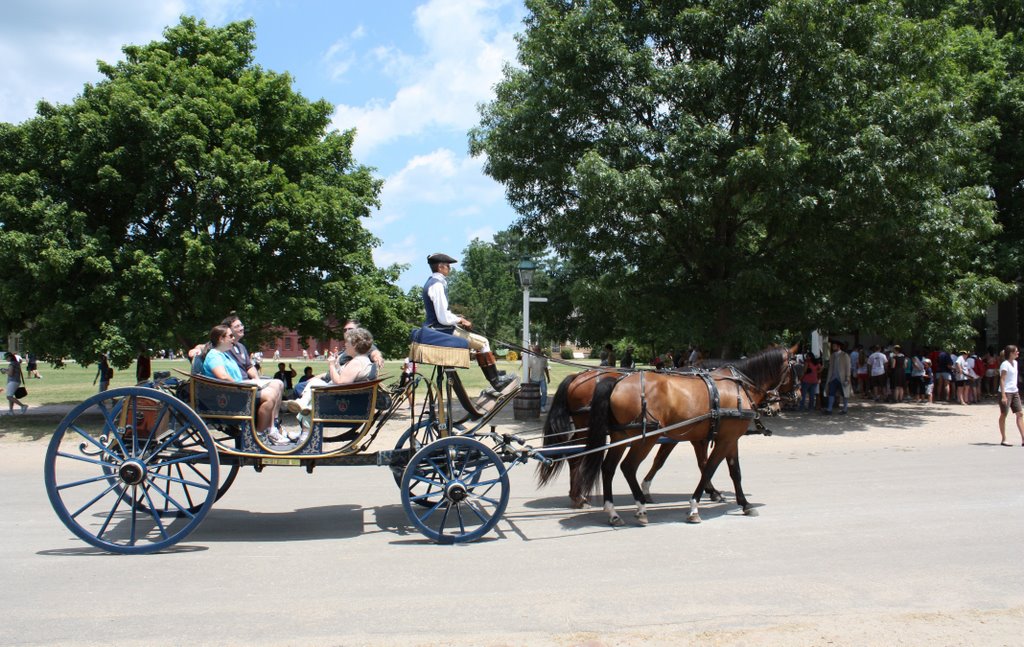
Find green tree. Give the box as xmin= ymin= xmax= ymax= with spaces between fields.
xmin=471 ymin=0 xmax=1011 ymax=354
xmin=941 ymin=0 xmax=1024 ymax=340
xmin=0 ymin=17 xmax=412 ymax=366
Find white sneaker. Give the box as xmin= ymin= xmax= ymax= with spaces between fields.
xmin=284 ymin=400 xmax=302 ymax=414
xmin=20 ymin=404 xmax=28 ymax=414
xmin=265 ymin=428 xmax=289 ymax=444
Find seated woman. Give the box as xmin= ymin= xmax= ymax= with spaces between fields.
xmin=284 ymin=326 xmax=376 ymax=417
xmin=202 ymin=324 xmax=289 ymax=445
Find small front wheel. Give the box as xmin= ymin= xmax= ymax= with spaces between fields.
xmin=44 ymin=387 xmax=219 ymax=554
xmin=400 ymin=436 xmax=509 ymax=544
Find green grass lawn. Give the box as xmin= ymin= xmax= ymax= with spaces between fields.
xmin=0 ymin=357 xmax=596 ymax=442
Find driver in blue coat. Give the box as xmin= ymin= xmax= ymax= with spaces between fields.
xmin=423 ymin=253 xmax=516 ymax=395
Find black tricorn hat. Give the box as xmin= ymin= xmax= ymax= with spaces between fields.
xmin=427 ymin=253 xmax=458 ymax=264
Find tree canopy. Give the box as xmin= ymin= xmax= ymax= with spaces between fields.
xmin=0 ymin=17 xmax=413 ymax=366
xmin=471 ymin=0 xmax=1016 ymax=354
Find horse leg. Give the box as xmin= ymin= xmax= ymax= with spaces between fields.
xmin=567 ymin=455 xmax=590 ymax=509
xmin=640 ymin=442 xmax=675 ymax=504
xmin=725 ymin=444 xmax=756 ymax=516
xmin=601 ymin=443 xmax=627 ymax=526
xmin=691 ymin=440 xmax=725 ymax=503
xmin=688 ymin=442 xmax=729 ymax=524
xmin=620 ymin=441 xmax=656 ymax=525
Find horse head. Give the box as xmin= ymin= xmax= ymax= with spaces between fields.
xmin=730 ymin=344 xmax=798 ymax=414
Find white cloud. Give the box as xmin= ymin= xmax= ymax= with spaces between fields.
xmin=378 ymin=148 xmax=504 ymax=214
xmin=322 ymin=25 xmax=366 ymax=81
xmin=0 ymin=0 xmax=186 ymax=123
xmin=373 ymin=235 xmax=420 ymax=270
xmin=329 ymin=0 xmax=522 ymax=157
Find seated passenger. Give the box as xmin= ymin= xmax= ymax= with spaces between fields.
xmin=189 ymin=313 xmax=286 ymax=440
xmin=284 ymin=326 xmax=376 ymax=416
xmin=294 ymin=366 xmax=315 ymax=397
xmin=202 ymin=325 xmax=289 ymax=445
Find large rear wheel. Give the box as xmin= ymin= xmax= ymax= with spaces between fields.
xmin=44 ymin=387 xmax=219 ymax=554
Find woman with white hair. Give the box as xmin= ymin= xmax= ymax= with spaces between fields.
xmin=283 ymin=326 xmax=376 ymax=425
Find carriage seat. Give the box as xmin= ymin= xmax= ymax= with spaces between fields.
xmin=184 ymin=371 xmax=259 ymax=427
xmin=308 ymin=378 xmax=384 ymax=422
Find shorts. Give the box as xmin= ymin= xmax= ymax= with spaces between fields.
xmin=999 ymin=392 xmax=1022 ymax=415
xmin=937 ymin=371 xmax=952 ymax=381
xmin=870 ymin=374 xmax=887 ymax=389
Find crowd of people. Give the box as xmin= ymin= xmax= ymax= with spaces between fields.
xmin=793 ymin=344 xmax=1013 ymax=408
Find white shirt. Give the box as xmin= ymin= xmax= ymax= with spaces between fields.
xmin=868 ymin=351 xmax=887 ymax=377
xmin=426 ymin=272 xmax=461 ymax=327
xmin=954 ymin=355 xmax=968 ymax=378
xmin=966 ymin=356 xmax=979 ymax=380
xmin=1000 ymin=359 xmax=1018 ymax=394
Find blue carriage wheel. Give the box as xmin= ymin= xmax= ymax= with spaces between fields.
xmin=392 ymin=420 xmax=444 ymax=507
xmin=44 ymin=387 xmax=219 ymax=554
xmin=129 ymin=449 xmax=239 ymax=515
xmin=400 ymin=436 xmax=509 ymax=544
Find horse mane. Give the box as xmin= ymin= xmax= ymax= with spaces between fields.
xmin=731 ymin=347 xmax=788 ymax=386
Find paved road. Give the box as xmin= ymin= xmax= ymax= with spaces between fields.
xmin=3 ymin=402 xmax=1023 ymax=645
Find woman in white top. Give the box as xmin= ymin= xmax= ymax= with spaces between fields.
xmin=997 ymin=345 xmax=1024 ymax=446
xmin=284 ymin=326 xmax=375 ymax=419
xmin=4 ymin=352 xmax=28 ymax=415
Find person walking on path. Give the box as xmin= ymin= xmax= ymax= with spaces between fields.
xmin=26 ymin=353 xmax=41 ymax=379
xmin=4 ymin=352 xmax=28 ymax=414
xmin=997 ymin=345 xmax=1024 ymax=447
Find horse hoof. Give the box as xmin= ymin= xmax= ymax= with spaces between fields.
xmin=686 ymin=514 xmax=702 ymax=524
xmin=744 ymin=507 xmax=759 ymax=517
xmin=636 ymin=513 xmax=648 ymax=526
xmin=609 ymin=515 xmax=624 ymax=527
xmin=710 ymin=493 xmax=726 ymax=503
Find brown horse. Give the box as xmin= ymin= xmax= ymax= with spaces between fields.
xmin=536 ymin=369 xmax=724 ymax=512
xmin=578 ymin=345 xmax=796 ymax=525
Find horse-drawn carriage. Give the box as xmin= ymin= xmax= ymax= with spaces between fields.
xmin=43 ymin=337 xmax=795 ymax=554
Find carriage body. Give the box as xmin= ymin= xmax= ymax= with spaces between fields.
xmin=43 ymin=354 xmax=529 ymax=553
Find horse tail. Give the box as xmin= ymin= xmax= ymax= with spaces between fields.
xmin=578 ymin=377 xmax=618 ymax=496
xmin=535 ymin=374 xmax=577 ymax=486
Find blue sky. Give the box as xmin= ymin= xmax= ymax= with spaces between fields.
xmin=0 ymin=0 xmax=527 ymax=290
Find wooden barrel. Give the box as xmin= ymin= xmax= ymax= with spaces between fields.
xmin=513 ymin=382 xmax=541 ymax=420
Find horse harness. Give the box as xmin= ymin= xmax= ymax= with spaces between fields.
xmin=622 ymin=368 xmax=761 ymax=443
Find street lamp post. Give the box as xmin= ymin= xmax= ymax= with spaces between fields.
xmin=515 ymin=258 xmax=537 ymax=382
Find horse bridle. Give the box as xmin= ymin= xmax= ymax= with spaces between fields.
xmin=731 ymin=353 xmax=797 ymax=417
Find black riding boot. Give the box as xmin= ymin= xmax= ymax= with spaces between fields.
xmin=477 ymin=352 xmax=516 ymax=393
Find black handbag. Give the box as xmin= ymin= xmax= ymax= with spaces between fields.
xmin=14 ymin=385 xmax=27 ymax=399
